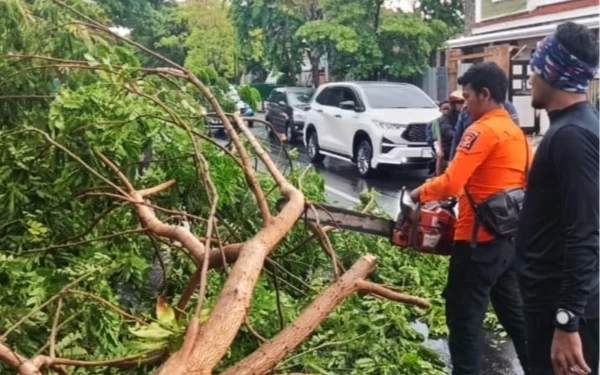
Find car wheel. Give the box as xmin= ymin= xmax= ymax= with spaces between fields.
xmin=286 ymin=123 xmax=296 ymax=144
xmin=247 ymin=120 xmax=254 ymax=128
xmin=307 ymin=131 xmax=325 ymax=163
xmin=356 ymin=139 xmax=374 ymax=177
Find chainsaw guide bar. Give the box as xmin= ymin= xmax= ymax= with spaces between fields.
xmin=276 ymin=199 xmax=394 ymax=238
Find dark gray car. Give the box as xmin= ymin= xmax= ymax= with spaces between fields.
xmin=265 ymin=87 xmax=313 ymax=143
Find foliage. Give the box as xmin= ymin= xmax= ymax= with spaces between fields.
xmin=417 ymin=0 xmax=464 ymax=34
xmin=237 ymin=85 xmax=262 ymax=111
xmin=379 ymin=14 xmax=453 ymax=78
xmin=0 ymin=0 xmax=464 ymax=374
xmin=179 ymin=0 xmax=238 ymax=79
xmin=230 ymin=0 xmax=456 ymax=83
xmin=296 ymin=20 xmax=359 ymax=61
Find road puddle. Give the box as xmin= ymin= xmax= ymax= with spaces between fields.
xmin=410 ymin=321 xmax=524 ymax=375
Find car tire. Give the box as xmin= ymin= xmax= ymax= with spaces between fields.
xmin=247 ymin=120 xmax=254 ymax=128
xmin=356 ymin=139 xmax=374 ymax=177
xmin=307 ymin=130 xmax=325 ymax=163
xmin=286 ymin=122 xmax=297 ymax=144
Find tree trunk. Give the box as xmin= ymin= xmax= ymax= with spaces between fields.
xmin=307 ymin=50 xmax=320 ymax=89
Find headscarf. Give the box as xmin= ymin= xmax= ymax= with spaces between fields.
xmin=530 ymin=34 xmax=598 ymax=93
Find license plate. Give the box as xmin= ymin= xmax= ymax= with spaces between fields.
xmin=421 ymin=148 xmax=432 ymax=158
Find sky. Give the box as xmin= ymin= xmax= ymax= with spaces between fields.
xmin=386 ymin=0 xmax=416 ymax=13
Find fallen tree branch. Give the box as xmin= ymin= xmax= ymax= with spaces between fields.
xmin=0 ymin=342 xmax=41 ymax=375
xmin=175 ymin=243 xmax=243 ymax=316
xmin=18 ymin=228 xmax=148 ymax=255
xmin=356 ymin=281 xmax=430 ymax=309
xmin=223 ymin=256 xmax=429 ymax=375
xmin=82 ymin=192 xmax=208 ymax=224
xmin=33 ymin=350 xmax=167 ymax=370
xmin=221 ymin=255 xmax=378 ymax=375
xmin=0 ymin=268 xmax=103 ymax=341
xmin=307 ymin=222 xmax=345 ymax=279
xmin=0 ymin=95 xmax=55 ymax=100
xmin=66 ymin=289 xmax=148 ymax=326
xmin=24 ymin=127 xmax=129 ymax=196
xmin=49 ymin=297 xmax=63 ymax=358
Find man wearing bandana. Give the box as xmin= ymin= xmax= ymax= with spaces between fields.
xmin=516 ymin=22 xmax=599 ymax=375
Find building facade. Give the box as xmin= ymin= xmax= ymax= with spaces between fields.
xmin=445 ymin=0 xmax=599 ymax=134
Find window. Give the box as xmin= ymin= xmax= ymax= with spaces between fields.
xmin=271 ymin=91 xmax=286 ymax=105
xmin=361 ymin=84 xmax=436 ymax=109
xmin=287 ymin=91 xmax=313 ymax=106
xmin=324 ymin=88 xmax=345 ymax=107
xmin=339 ymin=88 xmax=358 ymax=107
xmin=315 ymin=88 xmax=332 ymax=105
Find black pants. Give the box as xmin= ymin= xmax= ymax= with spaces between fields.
xmin=525 ymin=311 xmax=599 ymax=375
xmin=444 ymin=239 xmax=530 ymax=375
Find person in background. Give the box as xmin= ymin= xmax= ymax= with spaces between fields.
xmin=515 ymin=22 xmax=599 ymax=375
xmin=410 ymin=62 xmax=530 ymax=375
xmin=449 ymin=98 xmax=520 ymax=161
xmin=432 ymin=92 xmax=463 ymax=175
xmin=427 ymin=100 xmax=451 ymax=175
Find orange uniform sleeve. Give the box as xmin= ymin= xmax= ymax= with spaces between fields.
xmin=420 ymin=124 xmax=498 ymax=202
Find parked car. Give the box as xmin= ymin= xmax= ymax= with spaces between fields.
xmin=303 ymin=81 xmax=439 ymax=177
xmin=208 ymin=85 xmax=255 ymax=135
xmin=265 ymin=87 xmax=313 ymax=143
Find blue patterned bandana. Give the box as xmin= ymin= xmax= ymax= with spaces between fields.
xmin=530 ymin=34 xmax=598 ymax=93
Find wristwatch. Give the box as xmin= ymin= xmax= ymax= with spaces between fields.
xmin=554 ymin=308 xmax=579 ymax=332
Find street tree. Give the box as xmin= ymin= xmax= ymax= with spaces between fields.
xmin=0 ymin=0 xmax=460 ymax=374
xmin=378 ymin=13 xmax=452 ymax=78
xmin=296 ymin=20 xmax=358 ymax=87
xmin=179 ymin=0 xmax=238 ymax=79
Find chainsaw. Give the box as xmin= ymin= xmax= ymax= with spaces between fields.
xmin=278 ymin=188 xmax=457 ymax=256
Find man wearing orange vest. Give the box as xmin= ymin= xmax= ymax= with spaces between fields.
xmin=410 ymin=62 xmax=531 ymax=375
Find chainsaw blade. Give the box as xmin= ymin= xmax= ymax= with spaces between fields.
xmin=277 ymin=199 xmax=394 ymax=238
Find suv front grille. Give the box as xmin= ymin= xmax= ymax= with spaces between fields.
xmin=402 ymin=123 xmax=428 ymax=143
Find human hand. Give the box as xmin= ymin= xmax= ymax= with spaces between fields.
xmin=409 ymin=188 xmax=420 ymax=203
xmin=551 ymin=329 xmax=591 ymax=375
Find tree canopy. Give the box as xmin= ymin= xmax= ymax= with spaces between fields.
xmin=230 ymin=0 xmax=459 ymax=83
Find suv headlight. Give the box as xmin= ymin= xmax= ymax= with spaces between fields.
xmin=372 ymin=120 xmax=407 ymax=131
xmin=293 ymin=111 xmax=307 ymax=122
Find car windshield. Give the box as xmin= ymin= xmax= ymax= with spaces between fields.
xmin=361 ymin=85 xmax=436 ymax=109
xmin=288 ymin=91 xmax=312 ymax=106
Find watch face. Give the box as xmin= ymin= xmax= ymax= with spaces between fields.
xmin=557 ymin=311 xmax=570 ymax=325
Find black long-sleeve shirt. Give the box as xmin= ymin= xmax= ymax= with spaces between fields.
xmin=516 ymin=101 xmax=599 ymax=322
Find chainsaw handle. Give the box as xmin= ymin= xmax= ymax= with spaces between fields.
xmin=399 ymin=186 xmax=417 ymax=216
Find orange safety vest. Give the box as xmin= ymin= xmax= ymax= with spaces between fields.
xmin=420 ymin=108 xmax=532 ymax=243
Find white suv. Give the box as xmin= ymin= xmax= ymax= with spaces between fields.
xmin=303 ymin=82 xmax=440 ymax=177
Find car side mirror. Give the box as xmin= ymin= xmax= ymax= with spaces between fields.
xmin=278 ymin=101 xmax=286 ymax=107
xmin=339 ymin=100 xmax=356 ymax=110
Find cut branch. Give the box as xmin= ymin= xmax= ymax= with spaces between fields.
xmin=222 ymin=256 xmax=378 ymax=375
xmin=357 ymin=281 xmax=430 ymax=309
xmin=0 ymin=342 xmax=41 ymax=375
xmin=19 ymin=228 xmax=148 ymax=255
xmin=49 ymin=297 xmax=63 ymax=358
xmin=66 ymin=289 xmax=148 ymax=326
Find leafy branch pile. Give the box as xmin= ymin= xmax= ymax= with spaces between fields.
xmin=0 ymin=0 xmax=452 ymax=374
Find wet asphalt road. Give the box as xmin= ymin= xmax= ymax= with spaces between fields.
xmin=214 ymin=119 xmax=524 ymax=375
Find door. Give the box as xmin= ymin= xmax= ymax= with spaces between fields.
xmin=334 ymin=87 xmax=363 ymax=155
xmin=509 ymin=60 xmax=539 ymax=135
xmin=310 ymin=87 xmax=341 ymax=153
xmin=319 ymin=87 xmax=349 ymax=154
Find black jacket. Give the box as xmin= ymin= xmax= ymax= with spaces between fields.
xmin=516 ymin=101 xmax=599 ymax=322
xmin=436 ymin=111 xmax=458 ymax=160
